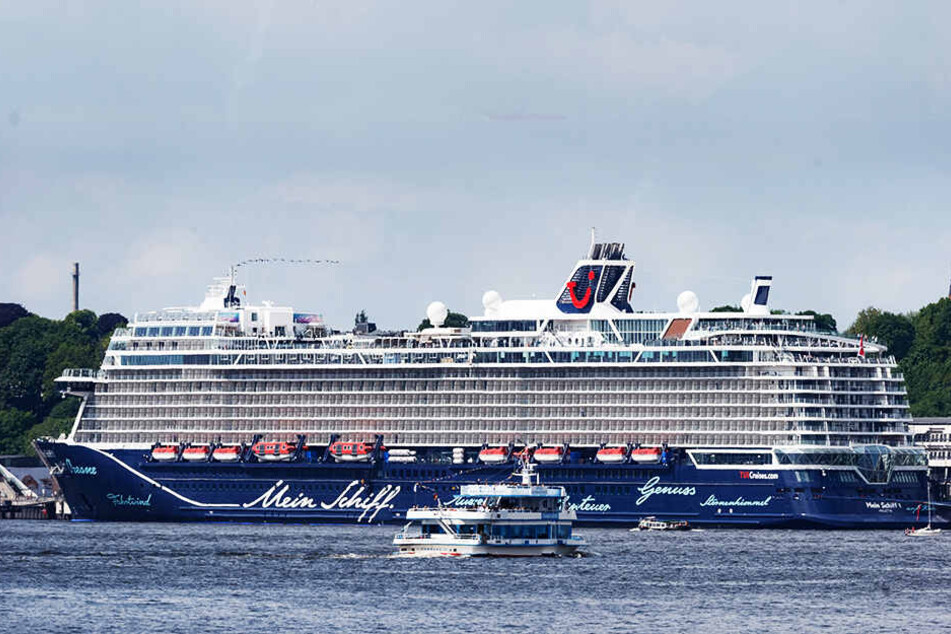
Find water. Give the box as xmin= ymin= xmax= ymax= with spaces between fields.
xmin=1 ymin=522 xmax=948 ymax=634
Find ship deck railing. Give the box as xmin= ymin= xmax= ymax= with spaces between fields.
xmin=57 ymin=368 xmax=104 ymax=381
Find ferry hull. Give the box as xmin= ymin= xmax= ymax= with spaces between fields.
xmin=394 ymin=542 xmax=583 ymax=557
xmin=36 ymin=440 xmax=943 ymax=529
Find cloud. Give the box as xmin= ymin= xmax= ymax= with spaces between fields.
xmin=13 ymin=254 xmax=69 ymax=308
xmin=479 ymin=26 xmax=741 ymax=102
xmin=121 ymin=230 xmax=211 ymax=281
xmin=270 ymin=173 xmax=431 ymax=213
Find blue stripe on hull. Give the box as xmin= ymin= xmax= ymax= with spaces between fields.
xmin=37 ymin=441 xmax=944 ymax=530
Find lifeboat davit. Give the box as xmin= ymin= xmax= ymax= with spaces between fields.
xmin=631 ymin=447 xmax=663 ymax=464
xmin=182 ymin=445 xmax=211 ymax=462
xmin=533 ymin=446 xmax=565 ymax=464
xmin=252 ymin=441 xmax=298 ymax=462
xmin=151 ymin=445 xmax=179 ymax=462
xmin=212 ymin=445 xmax=242 ymax=462
xmin=478 ymin=446 xmax=510 ymax=464
xmin=330 ymin=441 xmax=374 ymax=462
xmin=596 ymin=446 xmax=628 ymax=464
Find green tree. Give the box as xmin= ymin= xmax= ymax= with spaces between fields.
xmin=710 ymin=305 xmax=741 ymax=313
xmin=795 ymin=310 xmax=837 ymax=333
xmin=0 ymin=307 xmax=117 ymax=454
xmin=846 ymin=307 xmax=914 ymax=360
xmin=0 ymin=303 xmax=30 ymax=329
xmin=20 ymin=399 xmax=79 ymax=455
xmin=97 ymin=312 xmax=128 ymax=336
xmin=900 ymin=298 xmax=951 ymax=417
xmin=0 ymin=316 xmax=53 ymax=413
xmin=417 ymin=311 xmax=469 ymax=331
xmin=0 ymin=408 xmax=35 ymax=454
xmin=848 ymin=307 xmax=882 ymax=336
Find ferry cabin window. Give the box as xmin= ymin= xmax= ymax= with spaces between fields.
xmin=490 ymin=525 xmax=551 ymax=539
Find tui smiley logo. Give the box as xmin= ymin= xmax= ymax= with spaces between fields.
xmin=566 ymin=270 xmax=596 ymax=309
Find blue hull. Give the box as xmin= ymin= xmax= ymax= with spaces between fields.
xmin=36 ymin=441 xmax=945 ymax=529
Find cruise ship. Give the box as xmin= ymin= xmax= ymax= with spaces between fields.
xmin=35 ymin=240 xmax=940 ymax=528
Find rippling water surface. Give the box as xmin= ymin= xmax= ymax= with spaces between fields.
xmin=1 ymin=521 xmax=948 ymax=633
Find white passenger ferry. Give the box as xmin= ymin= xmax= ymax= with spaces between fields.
xmin=393 ymin=463 xmax=585 ymax=556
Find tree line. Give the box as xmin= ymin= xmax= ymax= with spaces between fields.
xmin=0 ymin=304 xmax=126 ymax=454
xmin=849 ymin=299 xmax=951 ymax=417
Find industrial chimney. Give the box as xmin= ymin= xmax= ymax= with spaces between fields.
xmin=72 ymin=263 xmax=79 ymax=312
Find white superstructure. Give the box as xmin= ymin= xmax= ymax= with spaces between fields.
xmin=58 ymin=241 xmax=915 ymax=456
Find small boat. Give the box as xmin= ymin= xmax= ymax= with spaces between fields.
xmin=330 ymin=441 xmax=374 ymax=462
xmin=478 ymin=446 xmax=510 ymax=464
xmin=150 ymin=445 xmax=179 ymax=462
xmin=596 ymin=446 xmax=628 ymax=464
xmin=905 ymin=486 xmax=942 ymax=537
xmin=393 ymin=463 xmax=585 ymax=557
xmin=631 ymin=447 xmax=663 ymax=464
xmin=252 ymin=441 xmax=298 ymax=462
xmin=212 ymin=445 xmax=242 ymax=462
xmin=533 ymin=446 xmax=566 ymax=464
xmin=181 ymin=445 xmax=211 ymax=462
xmin=633 ymin=516 xmax=690 ymax=531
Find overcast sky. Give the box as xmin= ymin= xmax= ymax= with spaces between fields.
xmin=2 ymin=1 xmax=950 ymax=331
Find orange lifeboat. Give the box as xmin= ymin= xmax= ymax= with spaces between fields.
xmin=212 ymin=445 xmax=242 ymax=462
xmin=151 ymin=445 xmax=179 ymax=462
xmin=252 ymin=441 xmax=298 ymax=462
xmin=330 ymin=441 xmax=374 ymax=462
xmin=631 ymin=447 xmax=663 ymax=464
xmin=596 ymin=446 xmax=629 ymax=464
xmin=478 ymin=446 xmax=510 ymax=464
xmin=533 ymin=446 xmax=565 ymax=464
xmin=182 ymin=445 xmax=211 ymax=462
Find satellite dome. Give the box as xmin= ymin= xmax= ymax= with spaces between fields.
xmin=482 ymin=290 xmax=502 ymax=313
xmin=740 ymin=293 xmax=752 ymax=312
xmin=677 ymin=290 xmax=699 ymax=314
xmin=426 ymin=301 xmax=449 ymax=327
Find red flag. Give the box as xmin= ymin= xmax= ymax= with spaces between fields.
xmin=858 ymin=334 xmax=865 ymax=358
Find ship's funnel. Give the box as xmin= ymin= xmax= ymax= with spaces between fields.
xmin=745 ymin=276 xmax=772 ymax=315
xmin=556 ymin=241 xmax=635 ymax=314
